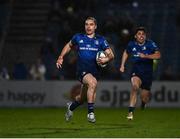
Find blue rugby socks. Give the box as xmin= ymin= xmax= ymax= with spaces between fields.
xmin=69 ymin=101 xmax=81 ymax=111
xmin=128 ymin=106 xmax=135 ymax=113
xmin=88 ymin=103 xmax=94 ymax=113
xmin=69 ymin=101 xmax=94 ymax=114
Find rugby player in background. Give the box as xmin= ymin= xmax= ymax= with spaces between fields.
xmin=119 ymin=27 xmax=161 ymax=120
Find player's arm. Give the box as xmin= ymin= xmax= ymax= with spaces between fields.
xmin=119 ymin=50 xmax=129 ymax=72
xmin=105 ymin=47 xmax=114 ymax=61
xmin=56 ymin=41 xmax=73 ymax=69
xmin=98 ymin=48 xmax=114 ymax=65
xmin=139 ymin=51 xmax=161 ymax=59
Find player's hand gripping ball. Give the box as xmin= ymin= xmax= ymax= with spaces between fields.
xmin=96 ymin=51 xmax=108 ymax=68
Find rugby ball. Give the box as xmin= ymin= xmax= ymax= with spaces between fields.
xmin=96 ymin=51 xmax=107 ymax=68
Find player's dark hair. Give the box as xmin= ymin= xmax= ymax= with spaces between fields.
xmin=86 ymin=17 xmax=97 ymax=25
xmin=135 ymin=26 xmax=147 ymax=34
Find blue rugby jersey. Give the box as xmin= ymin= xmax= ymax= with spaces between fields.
xmin=126 ymin=39 xmax=160 ymax=73
xmin=126 ymin=39 xmax=160 ymax=90
xmin=71 ymin=33 xmax=110 ymax=75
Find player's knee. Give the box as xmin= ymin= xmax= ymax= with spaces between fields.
xmin=132 ymin=84 xmax=139 ymax=91
xmin=75 ymin=95 xmax=84 ymax=104
xmin=142 ymin=95 xmax=150 ymax=103
xmin=142 ymin=97 xmax=149 ymax=103
xmin=88 ymin=79 xmax=97 ymax=89
xmin=75 ymin=95 xmax=80 ymax=101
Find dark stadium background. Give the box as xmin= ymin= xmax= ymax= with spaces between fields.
xmin=0 ymin=0 xmax=180 ymax=138
xmin=0 ymin=0 xmax=179 ymax=80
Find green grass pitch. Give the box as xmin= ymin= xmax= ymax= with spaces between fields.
xmin=0 ymin=107 xmax=180 ymax=138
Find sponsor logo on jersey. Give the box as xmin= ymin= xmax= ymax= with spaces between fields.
xmin=79 ymin=40 xmax=84 ymax=43
xmin=132 ymin=48 xmax=136 ymax=51
xmin=95 ymin=40 xmax=99 ymax=45
xmin=142 ymin=46 xmax=146 ymax=50
xmin=79 ymin=47 xmax=98 ymax=51
xmin=104 ymin=40 xmax=108 ymax=46
xmin=86 ymin=44 xmax=91 ymax=47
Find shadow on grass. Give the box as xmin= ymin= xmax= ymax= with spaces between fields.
xmin=0 ymin=122 xmax=133 ymax=137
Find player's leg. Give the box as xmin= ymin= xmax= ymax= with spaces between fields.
xmin=82 ymin=73 xmax=97 ymax=123
xmin=140 ymin=89 xmax=151 ymax=109
xmin=140 ymin=77 xmax=152 ymax=110
xmin=69 ymin=84 xmax=87 ymax=110
xmin=129 ymin=76 xmax=141 ymax=109
xmin=127 ymin=76 xmax=141 ymax=120
xmin=65 ymin=84 xmax=87 ymax=121
xmin=75 ymin=84 xmax=88 ymax=102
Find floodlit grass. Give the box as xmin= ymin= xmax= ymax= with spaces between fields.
xmin=0 ymin=107 xmax=180 ymax=137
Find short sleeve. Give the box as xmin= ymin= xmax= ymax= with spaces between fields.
xmin=71 ymin=34 xmax=79 ymax=46
xmin=126 ymin=42 xmax=132 ymax=54
xmin=151 ymin=41 xmax=160 ymax=52
xmin=101 ymin=37 xmax=110 ymax=50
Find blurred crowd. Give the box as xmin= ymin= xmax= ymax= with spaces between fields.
xmin=0 ymin=0 xmax=179 ymax=81
xmin=39 ymin=0 xmax=138 ymax=81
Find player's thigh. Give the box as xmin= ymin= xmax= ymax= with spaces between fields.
xmin=131 ymin=76 xmax=142 ymax=88
xmin=82 ymin=73 xmax=97 ymax=87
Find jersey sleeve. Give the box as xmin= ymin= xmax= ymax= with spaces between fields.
xmin=151 ymin=41 xmax=160 ymax=52
xmin=70 ymin=34 xmax=79 ymax=46
xmin=126 ymin=42 xmax=132 ymax=54
xmin=101 ymin=37 xmax=110 ymax=50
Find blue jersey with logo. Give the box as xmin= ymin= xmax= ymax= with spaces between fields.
xmin=127 ymin=40 xmax=159 ymax=63
xmin=71 ymin=33 xmax=109 ymax=81
xmin=126 ymin=39 xmax=160 ymax=90
xmin=126 ymin=39 xmax=159 ymax=71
